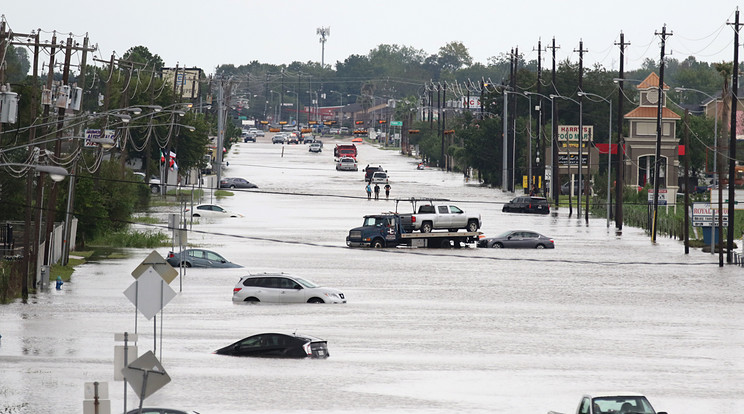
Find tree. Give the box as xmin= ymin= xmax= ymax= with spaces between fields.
xmin=438 ymin=41 xmax=473 ymax=72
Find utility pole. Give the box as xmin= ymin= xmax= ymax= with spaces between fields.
xmin=726 ymin=9 xmax=741 ymax=263
xmin=43 ymin=34 xmax=74 ymax=279
xmin=615 ymin=32 xmax=630 ymax=233
xmin=548 ymin=38 xmax=560 ymax=204
xmin=575 ymin=40 xmax=588 ymax=221
xmin=684 ymin=109 xmax=690 ymax=254
xmin=535 ymin=38 xmax=546 ymax=195
xmin=441 ymin=82 xmax=446 ymax=169
xmin=651 ymin=25 xmax=672 ymax=243
xmin=509 ymin=47 xmax=518 ymax=193
xmin=62 ymin=34 xmax=91 ymax=266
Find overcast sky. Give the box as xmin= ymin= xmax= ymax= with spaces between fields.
xmin=2 ymin=1 xmax=743 ymax=75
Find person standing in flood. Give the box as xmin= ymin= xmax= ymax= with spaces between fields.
xmin=374 ymin=184 xmax=380 ymax=200
xmin=366 ymin=183 xmax=372 ymax=200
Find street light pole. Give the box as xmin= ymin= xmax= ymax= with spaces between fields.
xmin=579 ymin=92 xmax=613 ymax=227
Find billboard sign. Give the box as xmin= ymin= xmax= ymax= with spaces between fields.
xmin=558 ymin=125 xmax=593 ymax=142
xmin=161 ymin=68 xmax=202 ymax=99
xmin=84 ymin=129 xmax=116 ymax=148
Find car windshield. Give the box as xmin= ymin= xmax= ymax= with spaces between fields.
xmin=592 ymin=396 xmax=654 ymax=414
xmin=294 ymin=277 xmax=319 ymax=288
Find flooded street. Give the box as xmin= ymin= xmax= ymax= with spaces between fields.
xmin=1 ymin=136 xmax=743 ymax=413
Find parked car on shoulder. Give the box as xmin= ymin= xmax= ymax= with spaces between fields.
xmin=477 ymin=230 xmax=554 ymax=249
xmin=166 ymin=248 xmax=242 ymax=268
xmin=219 ymin=177 xmax=258 ymax=189
xmin=214 ymin=333 xmax=329 ymax=359
xmin=232 ymin=273 xmax=346 ymax=304
xmin=336 ymin=157 xmax=358 ymax=171
xmin=502 ymin=196 xmax=550 ymax=214
xmin=185 ymin=203 xmax=242 ymax=217
xmin=309 ymin=142 xmax=322 ymax=153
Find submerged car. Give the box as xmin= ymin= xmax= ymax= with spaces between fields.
xmin=232 ymin=273 xmax=346 ymax=303
xmin=166 ymin=249 xmax=242 ymax=268
xmin=478 ymin=230 xmax=554 ymax=249
xmin=185 ymin=204 xmax=241 ymax=217
xmin=219 ymin=177 xmax=258 ymax=189
xmin=502 ymin=196 xmax=550 ymax=214
xmin=336 ymin=157 xmax=358 ymax=171
xmin=550 ymin=393 xmax=667 ymax=414
xmin=214 ymin=333 xmax=329 ymax=358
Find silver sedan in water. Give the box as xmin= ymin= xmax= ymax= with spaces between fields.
xmin=478 ymin=230 xmax=555 ymax=249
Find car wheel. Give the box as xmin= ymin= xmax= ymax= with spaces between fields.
xmin=493 ymin=242 xmax=504 ymax=248
xmin=184 ymin=262 xmax=192 ymax=268
xmin=243 ymin=297 xmax=260 ymax=303
xmin=439 ymin=239 xmax=451 ymax=248
xmin=466 ymin=220 xmax=478 ymax=232
xmin=535 ymin=244 xmax=545 ymax=249
xmin=230 ymin=185 xmax=235 ymax=189
xmin=150 ymin=185 xmax=159 ymax=194
xmin=307 ymin=297 xmax=325 ymax=304
xmin=372 ymin=239 xmax=385 ymax=248
xmin=421 ymin=222 xmax=433 ymax=233
xmin=192 ymin=213 xmax=200 ymax=217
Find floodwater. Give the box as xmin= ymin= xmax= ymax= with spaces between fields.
xmin=1 ymin=136 xmax=743 ymax=414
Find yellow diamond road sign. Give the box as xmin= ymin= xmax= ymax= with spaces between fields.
xmin=131 ymin=250 xmax=178 ymax=284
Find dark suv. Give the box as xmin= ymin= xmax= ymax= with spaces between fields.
xmin=502 ymin=196 xmax=550 ymax=214
xmin=364 ymin=165 xmax=384 ymax=182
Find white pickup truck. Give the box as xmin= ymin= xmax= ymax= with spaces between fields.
xmin=548 ymin=393 xmax=667 ymax=414
xmin=397 ymin=198 xmax=481 ymax=233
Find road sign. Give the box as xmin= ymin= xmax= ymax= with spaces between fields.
xmin=390 ymin=121 xmax=402 ymax=126
xmin=123 ymin=267 xmax=177 ymax=320
xmin=121 ymin=351 xmax=171 ymax=400
xmin=691 ymin=202 xmax=729 ymax=227
xmin=131 ymin=250 xmax=178 ymax=283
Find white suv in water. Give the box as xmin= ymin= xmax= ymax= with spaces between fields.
xmin=232 ymin=273 xmax=346 ymax=304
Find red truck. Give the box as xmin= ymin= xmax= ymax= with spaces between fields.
xmin=334 ymin=144 xmax=357 ymax=159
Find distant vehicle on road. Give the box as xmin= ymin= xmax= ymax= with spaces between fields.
xmin=242 ymin=131 xmax=256 ymax=142
xmin=214 ymin=333 xmax=329 ymax=358
xmin=477 ymin=230 xmax=554 ymax=249
xmin=272 ymin=134 xmax=286 ymax=144
xmin=219 ymin=177 xmax=258 ymax=189
xmin=232 ymin=273 xmax=346 ymax=303
xmin=126 ymin=408 xmax=199 ymax=414
xmin=336 ymin=157 xmax=358 ymax=171
xmin=185 ymin=204 xmax=241 ymax=218
xmin=248 ymin=127 xmax=264 ymax=137
xmin=166 ymin=248 xmax=241 ymax=268
xmin=370 ymin=171 xmax=389 ymax=184
xmin=364 ymin=165 xmax=384 ymax=182
xmin=502 ymin=196 xmax=550 ymax=214
xmin=309 ymin=142 xmax=322 ymax=152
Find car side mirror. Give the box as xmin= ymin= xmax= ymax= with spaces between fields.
xmin=507 ymin=236 xmax=512 ymax=240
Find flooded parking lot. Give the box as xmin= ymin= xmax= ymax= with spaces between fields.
xmin=1 ymin=137 xmax=743 ymax=413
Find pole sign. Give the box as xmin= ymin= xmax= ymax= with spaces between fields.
xmin=692 ymin=202 xmax=729 ymax=227
xmin=647 ymin=189 xmax=668 ymax=205
xmin=84 ymin=128 xmax=116 ymax=148
xmin=390 ymin=121 xmax=402 ymax=127
xmin=558 ymin=125 xmax=594 ymax=142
